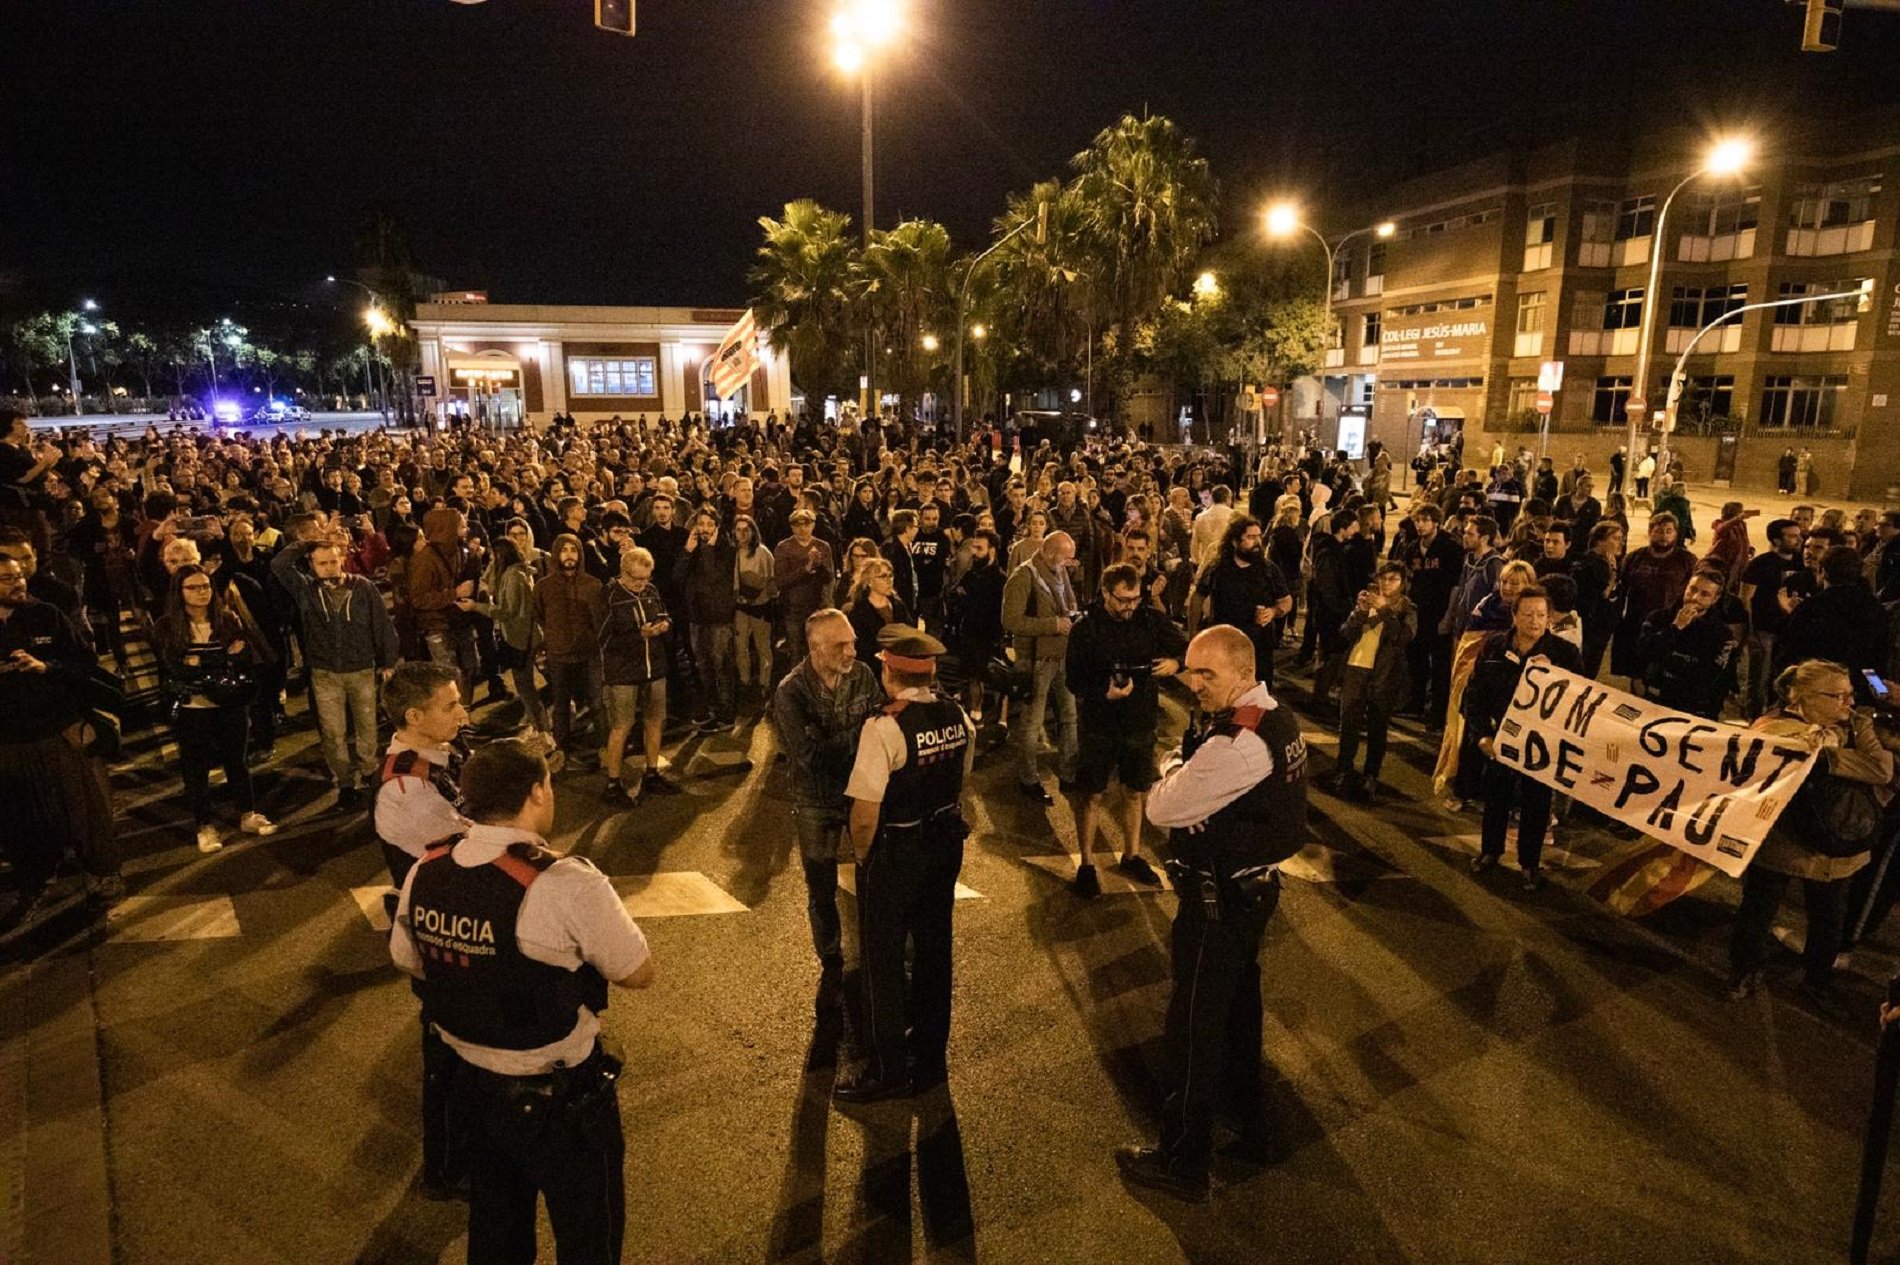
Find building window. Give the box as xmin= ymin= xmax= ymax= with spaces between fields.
xmin=1680 ymin=375 xmax=1736 ymax=423
xmin=1771 ymin=281 xmax=1864 ymax=352
xmin=1615 ymin=195 xmax=1656 ymax=241
xmin=568 ymin=356 xmax=658 ymax=397
xmin=1361 ymin=311 xmax=1381 ymax=346
xmin=1679 ymin=188 xmax=1761 ymax=262
xmin=1760 ymin=374 xmax=1849 ymax=430
xmin=1365 ymin=242 xmax=1386 ymax=297
xmin=1507 ymin=377 xmax=1538 ymax=419
xmin=1592 ymin=376 xmax=1633 ymax=424
xmin=1523 ymin=201 xmax=1556 ymax=272
xmin=1603 ymin=288 xmax=1644 ymax=330
xmin=1572 ymin=289 xmax=1644 ymax=355
xmin=1514 ymin=292 xmax=1546 ymax=358
xmin=1664 ymin=284 xmax=1747 ymax=353
xmin=1787 ymin=176 xmax=1882 ymax=256
xmin=1577 ymin=199 xmax=1617 ymax=267
xmin=1389 ymin=294 xmax=1492 ymax=316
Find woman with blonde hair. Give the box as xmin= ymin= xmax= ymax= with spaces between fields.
xmin=845 ymin=555 xmax=913 ymax=667
xmin=1728 ymin=659 xmax=1896 ymax=1001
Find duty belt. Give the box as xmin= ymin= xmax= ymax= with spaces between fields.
xmin=881 ymin=802 xmax=964 ymax=831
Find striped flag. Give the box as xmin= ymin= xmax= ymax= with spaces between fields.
xmin=706 ymin=308 xmax=759 ymax=401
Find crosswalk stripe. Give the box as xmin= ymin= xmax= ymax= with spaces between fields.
xmin=106 ymin=895 xmax=242 ymax=942
xmin=610 ymin=871 xmax=750 ymax=917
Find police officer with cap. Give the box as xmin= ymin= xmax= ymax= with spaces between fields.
xmin=390 ymin=736 xmax=654 ymax=1262
xmin=373 ymin=661 xmax=471 ymax=1198
xmin=1116 ymin=624 xmax=1309 ymax=1201
xmin=833 ymin=624 xmax=974 ymax=1103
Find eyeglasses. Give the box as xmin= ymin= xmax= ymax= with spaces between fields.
xmin=1816 ymin=689 xmax=1856 ymax=702
xmin=181 ymin=582 xmax=214 ymax=592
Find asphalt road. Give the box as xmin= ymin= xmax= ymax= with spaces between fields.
xmin=4 ymin=653 xmax=1896 ymax=1265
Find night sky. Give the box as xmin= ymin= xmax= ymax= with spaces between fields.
xmin=7 ymin=0 xmax=1900 ymax=314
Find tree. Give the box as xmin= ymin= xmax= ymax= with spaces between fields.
xmin=1070 ymin=112 xmax=1219 ymax=414
xmin=125 ymin=331 xmax=162 ymax=401
xmin=855 ymin=218 xmax=954 ymax=422
xmin=3 ymin=313 xmax=65 ymax=402
xmin=985 ymin=179 xmax=1099 ymax=405
xmin=751 ymin=199 xmax=859 ymax=406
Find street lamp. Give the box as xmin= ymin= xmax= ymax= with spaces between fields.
xmin=64 ymin=300 xmax=99 ymax=416
xmin=1264 ymin=205 xmax=1396 ymax=441
xmin=920 ymin=333 xmax=939 ymax=352
xmin=951 ymin=202 xmax=1046 ymax=439
xmin=1626 ymin=135 xmax=1754 ymax=482
xmin=1194 ymin=271 xmax=1220 ymax=298
xmin=828 ymin=0 xmax=903 ymax=420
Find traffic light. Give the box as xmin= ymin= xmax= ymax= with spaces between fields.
xmin=595 ymin=0 xmax=634 ymax=36
xmin=1802 ymin=0 xmax=1842 ymax=52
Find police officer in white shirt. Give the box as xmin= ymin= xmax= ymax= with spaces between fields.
xmin=1116 ymin=626 xmax=1309 ymax=1202
xmin=373 ymin=661 xmax=471 ymax=1197
xmin=833 ymin=625 xmax=975 ymax=1103
xmin=391 ymin=737 xmax=653 ymax=1264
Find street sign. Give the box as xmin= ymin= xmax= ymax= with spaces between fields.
xmin=1626 ymin=395 xmax=1647 ymax=419
xmin=1538 ymin=360 xmax=1565 ymax=392
xmin=1240 ymin=388 xmax=1258 ymax=413
xmin=1535 ymin=390 xmax=1553 ymax=414
xmin=416 ymin=375 xmax=436 ymax=398
xmin=1259 ymin=385 xmax=1280 ymax=409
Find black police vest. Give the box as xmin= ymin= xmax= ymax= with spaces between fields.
xmin=879 ymin=695 xmax=970 ymax=829
xmin=408 ymin=840 xmax=610 ymax=1052
xmin=1171 ymin=703 xmax=1309 ymax=871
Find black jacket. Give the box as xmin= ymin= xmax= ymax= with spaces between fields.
xmin=1462 ymin=630 xmax=1584 ymax=740
xmin=1775 ymin=580 xmax=1888 ymax=692
xmin=1638 ymin=606 xmax=1737 ymax=718
xmin=1064 ymin=600 xmax=1187 ymax=727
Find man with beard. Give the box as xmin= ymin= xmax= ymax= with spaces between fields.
xmin=1739 ymin=517 xmax=1803 ymax=717
xmin=947 ymin=528 xmax=1005 ymax=723
xmin=1188 ymin=515 xmax=1293 ymax=690
xmin=1064 ymin=564 xmax=1186 ymax=897
xmin=533 ymin=534 xmax=607 ymax=765
xmin=909 ymin=501 xmax=952 ymax=629
xmin=1611 ymin=513 xmax=1698 ymax=693
xmin=273 ymin=535 xmax=399 ymax=811
xmin=1392 ymin=504 xmax=1463 ymax=721
xmin=1637 ymin=571 xmax=1738 ymax=719
xmin=0 ymin=555 xmax=120 ymax=933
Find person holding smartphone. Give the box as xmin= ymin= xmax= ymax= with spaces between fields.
xmin=1063 ymin=563 xmax=1187 ymax=896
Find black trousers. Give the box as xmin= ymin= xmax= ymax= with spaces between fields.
xmin=1158 ymin=870 xmax=1279 ymax=1177
xmin=803 ymin=856 xmax=844 ymax=971
xmin=1480 ymin=761 xmax=1552 ymax=869
xmin=1408 ymin=628 xmax=1451 ymax=719
xmin=459 ymin=1052 xmax=624 ymax=1265
xmin=175 ymin=705 xmax=254 ymax=824
xmin=1729 ymin=866 xmax=1849 ymax=988
xmin=1336 ymin=671 xmax=1392 ymax=781
xmin=857 ymin=823 xmax=964 ymax=1085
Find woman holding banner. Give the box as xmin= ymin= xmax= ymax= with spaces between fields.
xmin=1727 ymin=660 xmax=1896 ymax=1004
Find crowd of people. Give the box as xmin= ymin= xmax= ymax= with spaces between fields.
xmin=5 ymin=397 xmax=1900 ymax=1232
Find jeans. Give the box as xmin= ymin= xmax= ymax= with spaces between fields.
xmin=546 ymin=657 xmax=604 ymax=753
xmin=734 ymin=611 xmax=773 ymax=688
xmin=1016 ymin=655 xmax=1078 ymax=785
xmin=1480 ymin=759 xmax=1552 ymax=869
xmin=1730 ymin=866 xmax=1849 ymax=988
xmin=1336 ymin=670 xmax=1391 ymax=781
xmin=424 ymin=625 xmax=481 ymax=694
xmin=310 ymin=667 xmax=380 ymax=790
xmin=175 ymin=705 xmax=254 ymax=824
xmin=507 ymin=661 xmax=548 ymax=731
xmin=690 ymin=623 xmax=736 ymax=721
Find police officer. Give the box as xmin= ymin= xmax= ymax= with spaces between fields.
xmin=833 ymin=625 xmax=974 ymax=1103
xmin=1116 ymin=625 xmax=1309 ymax=1201
xmin=373 ymin=661 xmax=470 ymax=1198
xmin=390 ymin=737 xmax=654 ymax=1263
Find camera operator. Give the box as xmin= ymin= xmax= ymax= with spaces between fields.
xmin=1062 ymin=563 xmax=1186 ymax=897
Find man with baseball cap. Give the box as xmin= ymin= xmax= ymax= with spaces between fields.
xmin=833 ymin=625 xmax=975 ymax=1103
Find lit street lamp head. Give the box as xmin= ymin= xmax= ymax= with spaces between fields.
xmin=1263 ymin=202 xmax=1301 ymax=238
xmin=920 ymin=333 xmax=939 ymax=352
xmin=829 ymin=0 xmax=900 ymax=73
xmin=970 ymin=323 xmax=986 ymax=340
xmin=1704 ymin=136 xmax=1753 ymax=176
xmin=1193 ymin=271 xmax=1219 ymax=297
xmin=1375 ymin=220 xmax=1398 ymax=239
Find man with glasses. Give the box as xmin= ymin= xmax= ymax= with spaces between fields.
xmin=1063 ymin=563 xmax=1186 ymax=897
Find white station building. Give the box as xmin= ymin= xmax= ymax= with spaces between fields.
xmin=409 ymin=300 xmax=795 ymax=429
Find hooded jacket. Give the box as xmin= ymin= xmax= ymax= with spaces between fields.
xmin=408 ymin=508 xmax=474 ymax=635
xmin=532 ymin=533 xmax=606 ymax=663
xmin=271 ymin=539 xmax=398 ymax=673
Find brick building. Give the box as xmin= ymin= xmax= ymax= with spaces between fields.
xmin=1319 ymin=111 xmax=1900 ymax=499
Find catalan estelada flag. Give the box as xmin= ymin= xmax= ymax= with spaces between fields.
xmin=1585 ymin=837 xmax=1717 ymax=916
xmin=707 ymin=309 xmax=759 ymax=401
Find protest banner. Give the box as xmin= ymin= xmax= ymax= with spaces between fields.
xmin=1490 ymin=662 xmax=1818 ymax=878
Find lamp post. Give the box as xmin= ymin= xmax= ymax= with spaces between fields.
xmin=951 ymin=204 xmax=1044 ymax=440
xmin=64 ymin=299 xmax=99 ymax=416
xmin=1626 ymin=137 xmax=1753 ymax=477
xmin=1264 ymin=205 xmax=1395 ymax=443
xmin=829 ymin=1 xmax=901 ymax=423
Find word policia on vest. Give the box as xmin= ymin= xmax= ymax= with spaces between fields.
xmin=1492 ymin=663 xmax=1819 ymax=878
xmin=410 ymin=903 xmax=501 ymax=956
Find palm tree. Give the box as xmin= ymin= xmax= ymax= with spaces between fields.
xmin=750 ymin=199 xmax=859 ymax=407
xmin=1070 ymin=112 xmax=1219 ymax=415
xmin=855 ymin=218 xmax=954 ymax=423
xmin=985 ymin=179 xmax=1099 ymax=405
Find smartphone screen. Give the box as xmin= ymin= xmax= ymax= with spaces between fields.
xmin=1863 ymin=668 xmax=1890 ymax=700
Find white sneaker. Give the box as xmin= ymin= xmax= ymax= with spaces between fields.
xmin=239 ymin=812 xmax=278 ymax=837
xmin=196 ymin=824 xmax=225 ymax=853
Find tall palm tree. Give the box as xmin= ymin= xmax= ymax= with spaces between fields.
xmin=1070 ymin=113 xmax=1219 ymax=413
xmin=855 ymin=218 xmax=954 ymax=423
xmin=986 ymin=179 xmax=1099 ymax=404
xmin=750 ymin=199 xmax=859 ymax=406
